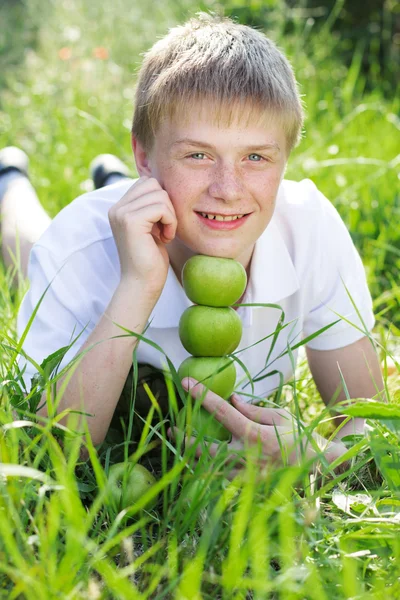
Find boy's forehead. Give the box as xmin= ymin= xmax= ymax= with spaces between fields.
xmin=155 ymin=99 xmax=286 ymax=148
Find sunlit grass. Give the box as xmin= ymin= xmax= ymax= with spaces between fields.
xmin=0 ymin=0 xmax=399 ymax=597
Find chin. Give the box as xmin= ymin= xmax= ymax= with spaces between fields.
xmin=177 ymin=230 xmax=246 ymax=260
xmin=194 ymin=245 xmax=241 ymax=260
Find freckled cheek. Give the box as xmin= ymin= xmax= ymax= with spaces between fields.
xmin=163 ymin=192 xmax=191 ymax=232
xmin=257 ymin=175 xmax=282 ymax=209
xmin=161 ymin=168 xmax=191 ymax=196
xmin=163 ymin=181 xmax=199 ymax=221
xmin=173 ymin=202 xmax=197 ymax=233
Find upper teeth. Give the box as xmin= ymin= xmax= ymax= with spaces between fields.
xmin=200 ymin=213 xmax=244 ymax=221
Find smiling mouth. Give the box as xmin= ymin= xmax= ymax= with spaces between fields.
xmin=195 ymin=212 xmax=251 ymax=221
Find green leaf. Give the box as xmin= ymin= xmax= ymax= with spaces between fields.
xmin=76 ymin=481 xmax=97 ymax=493
xmin=334 ymin=400 xmax=400 ymax=420
xmin=368 ymin=430 xmax=400 ymax=491
xmin=40 ymin=345 xmax=71 ymax=380
xmin=341 ymin=524 xmax=397 ymax=558
xmin=375 ymin=498 xmax=400 ymax=516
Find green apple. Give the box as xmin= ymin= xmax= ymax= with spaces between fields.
xmin=177 ymin=356 xmax=236 ymax=400
xmin=182 ymin=255 xmax=247 ymax=307
xmin=107 ymin=462 xmax=157 ymax=511
xmin=177 ymin=404 xmax=231 ymax=441
xmin=179 ymin=305 xmax=242 ymax=356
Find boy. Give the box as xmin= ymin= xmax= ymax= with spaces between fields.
xmin=1 ymin=13 xmax=384 ymax=469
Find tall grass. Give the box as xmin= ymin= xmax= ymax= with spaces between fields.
xmin=0 ymin=0 xmax=399 ymax=597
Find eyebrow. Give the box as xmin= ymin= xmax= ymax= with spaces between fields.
xmin=171 ymin=138 xmax=281 ymax=153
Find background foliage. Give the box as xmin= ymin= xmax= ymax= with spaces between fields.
xmin=0 ymin=0 xmax=399 ymax=598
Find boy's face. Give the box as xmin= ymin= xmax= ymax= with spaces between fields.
xmin=133 ymin=101 xmax=288 ymax=273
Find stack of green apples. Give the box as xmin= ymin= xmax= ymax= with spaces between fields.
xmin=177 ymin=255 xmax=247 ymax=441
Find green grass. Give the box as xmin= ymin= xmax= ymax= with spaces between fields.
xmin=0 ymin=0 xmax=400 ymax=598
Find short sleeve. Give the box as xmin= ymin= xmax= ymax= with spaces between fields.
xmin=16 ymin=244 xmax=96 ymax=393
xmin=303 ymin=191 xmax=375 ymax=350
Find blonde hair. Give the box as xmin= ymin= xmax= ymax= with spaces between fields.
xmin=132 ymin=12 xmax=304 ymax=155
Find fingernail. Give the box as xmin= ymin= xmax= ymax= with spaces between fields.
xmin=233 ymin=394 xmax=244 ymax=403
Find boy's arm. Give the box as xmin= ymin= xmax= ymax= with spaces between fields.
xmin=37 ymin=279 xmax=159 ymax=446
xmin=306 ymin=335 xmax=386 ymax=441
xmin=33 ymin=175 xmax=178 ymax=446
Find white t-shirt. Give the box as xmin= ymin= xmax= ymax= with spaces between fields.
xmin=16 ymin=177 xmax=375 ymax=402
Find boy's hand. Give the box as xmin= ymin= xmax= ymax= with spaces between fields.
xmin=108 ymin=176 xmax=177 ymax=296
xmin=169 ymin=378 xmax=348 ymax=478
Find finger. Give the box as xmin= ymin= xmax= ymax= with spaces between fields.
xmin=151 ymin=214 xmax=177 ymax=244
xmin=112 ymin=188 xmax=176 ymax=222
xmin=116 ymin=188 xmax=177 ymax=242
xmin=109 ymin=180 xmax=177 ymax=239
xmin=154 ymin=204 xmax=177 ymax=243
xmin=181 ymin=378 xmax=260 ymax=441
xmin=231 ymin=395 xmax=296 ymax=426
xmin=111 ymin=176 xmax=161 ymax=209
xmin=114 ymin=202 xmax=177 ymax=242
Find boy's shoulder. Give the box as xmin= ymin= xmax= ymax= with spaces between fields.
xmin=277 ymin=177 xmax=324 ymax=212
xmin=275 ymin=177 xmax=339 ymax=233
xmin=33 ymin=178 xmax=135 ymax=262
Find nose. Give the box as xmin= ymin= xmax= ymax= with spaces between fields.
xmin=208 ymin=163 xmax=244 ymax=203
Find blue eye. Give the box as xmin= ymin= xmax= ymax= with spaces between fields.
xmin=248 ymin=154 xmax=262 ymax=161
xmin=190 ymin=153 xmax=206 ymax=159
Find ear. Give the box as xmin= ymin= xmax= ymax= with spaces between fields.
xmin=131 ymin=134 xmax=153 ymax=177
